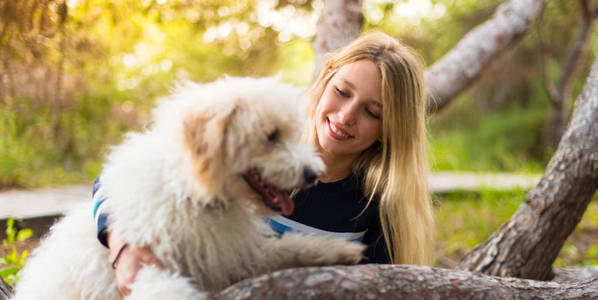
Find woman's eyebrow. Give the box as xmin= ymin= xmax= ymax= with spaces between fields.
xmin=342 ymin=79 xmax=356 ymax=89
xmin=341 ymin=79 xmax=382 ymax=105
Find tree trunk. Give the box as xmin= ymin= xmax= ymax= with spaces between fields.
xmin=311 ymin=0 xmax=362 ymax=76
xmin=425 ymin=0 xmax=549 ymax=114
xmin=215 ymin=265 xmax=598 ymax=300
xmin=458 ymin=51 xmax=598 ymax=280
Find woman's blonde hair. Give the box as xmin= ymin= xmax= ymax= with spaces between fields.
xmin=305 ymin=31 xmax=435 ymax=265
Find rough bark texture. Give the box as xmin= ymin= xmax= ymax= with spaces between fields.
xmin=215 ymin=265 xmax=598 ymax=300
xmin=458 ymin=52 xmax=598 ymax=280
xmin=0 ymin=277 xmax=11 ymax=300
xmin=425 ymin=0 xmax=549 ymax=114
xmin=311 ymin=0 xmax=362 ymax=76
xmin=553 ymin=266 xmax=598 ymax=284
xmin=544 ymin=0 xmax=597 ymax=147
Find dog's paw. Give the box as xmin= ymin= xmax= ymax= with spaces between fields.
xmin=319 ymin=238 xmax=366 ymax=265
xmin=271 ymin=233 xmax=366 ymax=267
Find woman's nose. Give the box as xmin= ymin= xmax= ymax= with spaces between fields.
xmin=338 ymin=102 xmax=357 ymax=125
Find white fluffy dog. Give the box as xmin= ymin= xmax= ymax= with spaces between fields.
xmin=12 ymin=77 xmax=364 ymax=299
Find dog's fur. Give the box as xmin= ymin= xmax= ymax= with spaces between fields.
xmin=12 ymin=77 xmax=364 ymax=299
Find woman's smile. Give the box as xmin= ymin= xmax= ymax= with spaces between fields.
xmin=327 ymin=118 xmax=353 ymax=140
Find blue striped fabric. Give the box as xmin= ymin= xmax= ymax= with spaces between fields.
xmin=264 ymin=216 xmax=367 ymax=242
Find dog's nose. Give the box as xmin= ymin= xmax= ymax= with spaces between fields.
xmin=303 ymin=167 xmax=319 ymax=184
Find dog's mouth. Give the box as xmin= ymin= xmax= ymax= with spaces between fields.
xmin=242 ymin=169 xmax=294 ymax=216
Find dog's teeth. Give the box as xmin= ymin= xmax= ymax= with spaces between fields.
xmin=273 ymin=197 xmax=279 ymax=203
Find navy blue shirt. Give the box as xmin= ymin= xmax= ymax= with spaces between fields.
xmin=266 ymin=174 xmax=389 ymax=264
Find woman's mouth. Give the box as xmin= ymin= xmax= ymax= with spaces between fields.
xmin=327 ymin=118 xmax=353 ymax=140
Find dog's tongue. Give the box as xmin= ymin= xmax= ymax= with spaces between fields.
xmin=273 ymin=189 xmax=294 ymax=216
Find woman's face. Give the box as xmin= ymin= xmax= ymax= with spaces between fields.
xmin=315 ymin=59 xmax=383 ymax=160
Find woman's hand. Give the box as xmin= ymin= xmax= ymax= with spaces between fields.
xmin=108 ymin=232 xmax=164 ymax=296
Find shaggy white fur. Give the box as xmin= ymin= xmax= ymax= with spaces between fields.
xmin=12 ymin=77 xmax=364 ymax=299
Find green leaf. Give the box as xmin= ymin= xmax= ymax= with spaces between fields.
xmin=19 ymin=250 xmax=29 ymax=266
xmin=6 ymin=247 xmax=18 ymax=264
xmin=0 ymin=266 xmax=20 ymax=278
xmin=6 ymin=226 xmax=16 ymax=244
xmin=16 ymin=228 xmax=33 ymax=241
xmin=6 ymin=218 xmax=13 ymax=230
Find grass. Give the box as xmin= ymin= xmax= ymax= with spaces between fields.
xmin=428 ymin=93 xmax=553 ymax=173
xmin=435 ymin=189 xmax=598 ymax=267
xmin=434 ymin=188 xmax=526 ymax=265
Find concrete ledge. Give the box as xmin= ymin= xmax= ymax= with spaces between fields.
xmin=0 ymin=173 xmax=542 ymax=221
xmin=429 ymin=172 xmax=541 ymax=193
xmin=0 ymin=185 xmax=92 ymax=220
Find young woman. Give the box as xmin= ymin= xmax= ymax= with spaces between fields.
xmin=93 ymin=31 xmax=435 ymax=296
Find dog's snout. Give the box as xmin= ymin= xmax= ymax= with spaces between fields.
xmin=303 ymin=167 xmax=319 ymax=184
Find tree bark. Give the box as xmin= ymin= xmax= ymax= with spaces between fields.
xmin=215 ymin=265 xmax=598 ymax=300
xmin=457 ymin=51 xmax=598 ymax=280
xmin=425 ymin=0 xmax=549 ymax=114
xmin=311 ymin=0 xmax=362 ymax=76
xmin=0 ymin=276 xmax=12 ymax=300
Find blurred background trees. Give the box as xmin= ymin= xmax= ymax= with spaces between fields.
xmin=3 ymin=0 xmax=595 ymax=190
xmin=1 ymin=0 xmax=595 ymax=189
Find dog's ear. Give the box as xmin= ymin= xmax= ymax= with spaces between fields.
xmin=183 ymin=103 xmax=239 ymax=196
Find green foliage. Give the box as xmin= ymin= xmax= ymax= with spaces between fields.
xmin=0 ymin=0 xmax=290 ymax=189
xmin=435 ymin=188 xmax=525 ymax=259
xmin=1 ymin=218 xmax=33 ymax=287
xmin=428 ymin=91 xmax=553 ymax=173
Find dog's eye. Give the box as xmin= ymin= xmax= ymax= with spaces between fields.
xmin=267 ymin=129 xmax=279 ymax=142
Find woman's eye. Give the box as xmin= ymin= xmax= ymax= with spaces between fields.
xmin=335 ymin=87 xmax=348 ymax=97
xmin=366 ymin=108 xmax=380 ymax=119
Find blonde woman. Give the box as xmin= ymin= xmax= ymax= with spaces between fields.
xmin=93 ymin=31 xmax=434 ymax=295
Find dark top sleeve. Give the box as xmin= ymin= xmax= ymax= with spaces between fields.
xmin=92 ymin=177 xmax=110 ymax=248
xmin=360 ymin=206 xmax=390 ymax=264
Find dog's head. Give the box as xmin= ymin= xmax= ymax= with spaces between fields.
xmin=173 ymin=77 xmax=324 ymax=216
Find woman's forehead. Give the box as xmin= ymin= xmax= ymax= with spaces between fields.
xmin=333 ymin=60 xmax=382 ymax=104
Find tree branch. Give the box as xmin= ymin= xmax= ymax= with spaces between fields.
xmin=536 ymin=12 xmax=559 ymax=105
xmin=425 ymin=0 xmax=549 ymax=114
xmin=311 ymin=0 xmax=363 ymax=76
xmin=215 ymin=265 xmax=598 ymax=299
